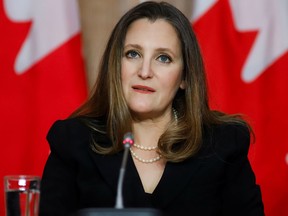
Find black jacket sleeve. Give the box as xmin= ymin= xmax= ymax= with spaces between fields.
xmin=215 ymin=124 xmax=265 ymax=215
xmin=39 ymin=120 xmax=80 ymax=216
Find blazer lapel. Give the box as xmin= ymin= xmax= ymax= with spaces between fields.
xmin=152 ymin=156 xmax=203 ymax=209
xmin=87 ymin=132 xmax=205 ymax=209
xmin=88 ymin=149 xmax=122 ymax=194
xmin=88 ymin=148 xmax=151 ymax=207
xmin=123 ymin=154 xmax=153 ymax=207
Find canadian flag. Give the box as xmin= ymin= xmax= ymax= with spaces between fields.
xmin=0 ymin=0 xmax=87 ymax=213
xmin=192 ymin=0 xmax=288 ymax=215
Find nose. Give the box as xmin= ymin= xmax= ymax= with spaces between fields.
xmin=138 ymin=58 xmax=154 ymax=79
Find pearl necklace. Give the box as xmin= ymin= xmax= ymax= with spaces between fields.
xmin=130 ymin=148 xmax=162 ymax=163
xmin=172 ymin=107 xmax=178 ymax=123
xmin=133 ymin=143 xmax=157 ymax=150
xmin=130 ymin=108 xmax=177 ymax=163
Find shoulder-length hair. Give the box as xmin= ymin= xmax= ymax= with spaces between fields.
xmin=71 ymin=1 xmax=250 ymax=162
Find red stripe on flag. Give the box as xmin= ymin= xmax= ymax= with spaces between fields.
xmin=0 ymin=1 xmax=87 ymax=214
xmin=192 ymin=0 xmax=288 ymax=215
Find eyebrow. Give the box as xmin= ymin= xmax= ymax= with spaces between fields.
xmin=124 ymin=44 xmax=177 ymax=57
xmin=124 ymin=44 xmax=142 ymax=50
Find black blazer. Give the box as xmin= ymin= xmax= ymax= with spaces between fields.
xmin=39 ymin=118 xmax=264 ymax=216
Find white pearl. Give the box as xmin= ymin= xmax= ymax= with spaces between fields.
xmin=130 ymin=148 xmax=161 ymax=164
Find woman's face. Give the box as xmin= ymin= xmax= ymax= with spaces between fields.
xmin=121 ymin=18 xmax=185 ymax=120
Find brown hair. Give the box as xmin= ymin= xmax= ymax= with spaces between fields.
xmin=71 ymin=1 xmax=250 ymax=162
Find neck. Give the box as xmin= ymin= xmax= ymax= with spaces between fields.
xmin=132 ymin=120 xmax=169 ymax=148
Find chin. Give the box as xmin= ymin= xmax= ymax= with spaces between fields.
xmin=129 ymin=107 xmax=154 ymax=116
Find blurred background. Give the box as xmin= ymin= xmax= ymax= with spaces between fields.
xmin=1 ymin=0 xmax=287 ymax=215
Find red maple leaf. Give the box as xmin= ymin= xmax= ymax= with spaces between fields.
xmin=193 ymin=0 xmax=288 ymax=215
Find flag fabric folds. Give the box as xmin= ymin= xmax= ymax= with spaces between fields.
xmin=192 ymin=0 xmax=288 ymax=215
xmin=0 ymin=0 xmax=87 ymax=213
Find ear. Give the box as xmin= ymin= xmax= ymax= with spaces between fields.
xmin=179 ymin=80 xmax=186 ymax=90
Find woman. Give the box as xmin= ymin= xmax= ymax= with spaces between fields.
xmin=39 ymin=1 xmax=264 ymax=216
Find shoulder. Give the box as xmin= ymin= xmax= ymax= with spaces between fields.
xmin=47 ymin=117 xmax=106 ymax=139
xmin=46 ymin=118 xmax=91 ymax=155
xmin=47 ymin=117 xmax=108 ymax=153
xmin=202 ymin=123 xmax=251 ymax=163
xmin=47 ymin=117 xmax=90 ymax=141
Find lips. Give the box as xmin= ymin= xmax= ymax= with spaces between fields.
xmin=132 ymin=85 xmax=156 ymax=94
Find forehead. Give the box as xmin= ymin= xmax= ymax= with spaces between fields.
xmin=124 ymin=18 xmax=181 ymax=48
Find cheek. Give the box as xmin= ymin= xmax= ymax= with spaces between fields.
xmin=121 ymin=64 xmax=135 ymax=100
xmin=121 ymin=63 xmax=129 ymax=88
xmin=164 ymin=71 xmax=183 ymax=92
xmin=121 ymin=60 xmax=138 ymax=90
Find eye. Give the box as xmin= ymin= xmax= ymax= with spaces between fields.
xmin=157 ymin=54 xmax=172 ymax=63
xmin=125 ymin=50 xmax=140 ymax=59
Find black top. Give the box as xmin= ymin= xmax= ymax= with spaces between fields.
xmin=39 ymin=117 xmax=264 ymax=216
